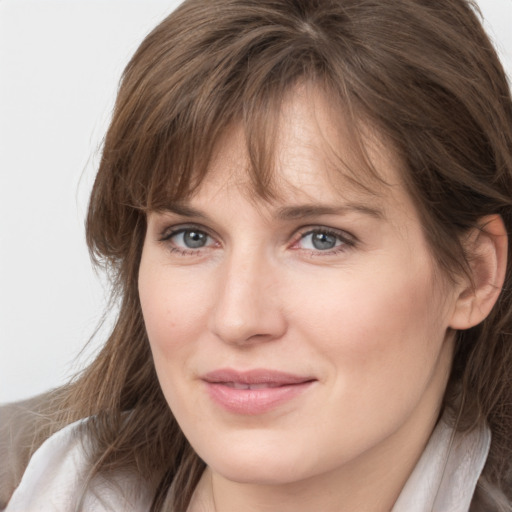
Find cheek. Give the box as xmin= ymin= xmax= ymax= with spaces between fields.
xmin=138 ymin=257 xmax=211 ymax=363
xmin=274 ymin=262 xmax=455 ymax=466
xmin=290 ymin=261 xmax=452 ymax=394
xmin=138 ymin=258 xmax=213 ymax=418
xmin=298 ymin=263 xmax=443 ymax=335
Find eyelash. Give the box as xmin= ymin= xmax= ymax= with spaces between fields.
xmin=292 ymin=227 xmax=356 ymax=256
xmin=158 ymin=224 xmax=356 ymax=257
xmin=159 ymin=226 xmax=217 ymax=256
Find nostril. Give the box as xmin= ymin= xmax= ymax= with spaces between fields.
xmin=209 ymin=295 xmax=287 ymax=345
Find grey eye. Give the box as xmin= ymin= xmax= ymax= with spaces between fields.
xmin=182 ymin=230 xmax=209 ymax=248
xmin=310 ymin=232 xmax=338 ymax=250
xmin=165 ymin=228 xmax=213 ymax=250
xmin=297 ymin=229 xmax=349 ymax=252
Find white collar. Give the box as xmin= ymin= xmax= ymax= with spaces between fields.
xmin=392 ymin=415 xmax=491 ymax=512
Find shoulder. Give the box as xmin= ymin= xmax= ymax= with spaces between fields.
xmin=1 ymin=396 xmax=153 ymax=512
xmin=4 ymin=418 xmax=89 ymax=511
xmin=0 ymin=392 xmax=56 ymax=509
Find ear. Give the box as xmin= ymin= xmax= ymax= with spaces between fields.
xmin=449 ymin=215 xmax=508 ymax=330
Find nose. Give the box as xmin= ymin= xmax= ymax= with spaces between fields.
xmin=208 ymin=250 xmax=287 ymax=346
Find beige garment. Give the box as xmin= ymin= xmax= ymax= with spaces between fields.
xmin=4 ymin=419 xmax=153 ymax=512
xmin=0 ymin=392 xmax=55 ymax=510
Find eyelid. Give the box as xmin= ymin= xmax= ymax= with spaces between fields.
xmin=290 ymin=225 xmax=357 ymax=252
xmin=158 ymin=223 xmax=220 ymax=255
xmin=159 ymin=223 xmax=214 ymax=241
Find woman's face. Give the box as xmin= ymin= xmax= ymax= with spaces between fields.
xmin=139 ymin=87 xmax=462 ymax=489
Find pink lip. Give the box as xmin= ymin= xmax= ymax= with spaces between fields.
xmin=201 ymin=368 xmax=316 ymax=415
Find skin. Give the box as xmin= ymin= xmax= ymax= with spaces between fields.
xmin=138 ymin=86 xmax=468 ymax=512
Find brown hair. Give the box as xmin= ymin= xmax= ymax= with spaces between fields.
xmin=35 ymin=0 xmax=512 ymax=510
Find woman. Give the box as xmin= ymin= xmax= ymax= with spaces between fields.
xmin=2 ymin=0 xmax=512 ymax=510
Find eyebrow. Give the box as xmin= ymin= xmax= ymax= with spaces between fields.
xmin=159 ymin=202 xmax=384 ymax=220
xmin=157 ymin=203 xmax=209 ymax=218
xmin=275 ymin=203 xmax=384 ymax=220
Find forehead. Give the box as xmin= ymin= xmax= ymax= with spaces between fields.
xmin=189 ymin=84 xmax=405 ymax=216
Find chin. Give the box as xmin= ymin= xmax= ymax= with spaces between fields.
xmin=192 ymin=431 xmax=322 ymax=486
xmin=211 ymin=458 xmax=307 ymax=486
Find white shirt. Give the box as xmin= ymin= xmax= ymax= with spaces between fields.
xmin=5 ymin=416 xmax=490 ymax=512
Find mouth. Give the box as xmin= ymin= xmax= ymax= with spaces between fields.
xmin=201 ymin=368 xmax=316 ymax=415
xmin=222 ymin=382 xmax=289 ymax=390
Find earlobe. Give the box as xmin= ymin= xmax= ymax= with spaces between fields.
xmin=449 ymin=215 xmax=508 ymax=330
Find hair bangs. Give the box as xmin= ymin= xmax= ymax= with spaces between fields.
xmin=102 ymin=0 xmax=388 ymax=213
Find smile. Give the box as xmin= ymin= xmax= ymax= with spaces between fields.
xmin=223 ymin=382 xmax=284 ymax=390
xmin=201 ymin=369 xmax=316 ymax=415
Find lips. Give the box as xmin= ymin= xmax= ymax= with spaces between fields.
xmin=223 ymin=382 xmax=283 ymax=390
xmin=201 ymin=369 xmax=316 ymax=415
